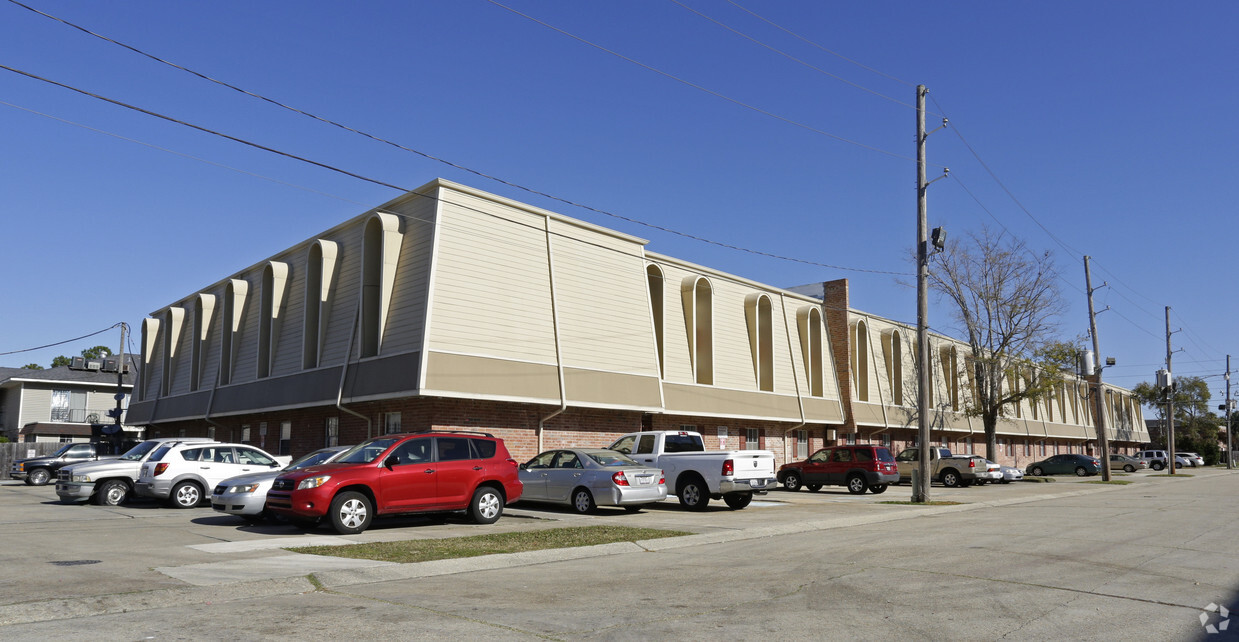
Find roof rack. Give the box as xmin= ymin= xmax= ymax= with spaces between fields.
xmin=404 ymin=429 xmax=496 ymax=438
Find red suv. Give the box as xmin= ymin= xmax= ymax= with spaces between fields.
xmin=777 ymin=445 xmax=899 ymax=495
xmin=266 ymin=431 xmax=522 ymax=534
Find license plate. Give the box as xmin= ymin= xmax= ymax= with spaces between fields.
xmin=636 ymin=475 xmax=653 ymax=485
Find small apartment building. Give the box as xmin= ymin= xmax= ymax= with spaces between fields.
xmin=125 ymin=179 xmax=846 ymax=465
xmin=816 ymin=280 xmax=1149 ymax=468
xmin=0 ymin=366 xmax=137 ymax=443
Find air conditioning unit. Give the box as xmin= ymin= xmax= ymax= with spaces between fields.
xmin=85 ymin=359 xmax=103 ymax=371
xmin=69 ymin=356 xmax=86 ymax=370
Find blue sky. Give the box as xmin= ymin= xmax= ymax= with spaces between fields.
xmin=1 ymin=1 xmax=1235 ymax=410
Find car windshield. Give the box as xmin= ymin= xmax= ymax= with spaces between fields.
xmin=286 ymin=448 xmax=344 ymax=470
xmin=586 ymin=451 xmax=640 ymax=467
xmin=119 ymin=441 xmax=161 ymax=462
xmin=334 ymin=438 xmax=400 ymax=464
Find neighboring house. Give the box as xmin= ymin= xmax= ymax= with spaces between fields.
xmin=124 ymin=178 xmax=1146 ymax=468
xmin=0 ymin=364 xmax=138 ymax=443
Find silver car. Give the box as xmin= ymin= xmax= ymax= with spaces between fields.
xmin=1177 ymin=452 xmax=1206 ymax=468
xmin=998 ymin=464 xmax=1024 ymax=483
xmin=212 ymin=446 xmax=350 ymax=522
xmin=519 ymin=448 xmax=666 ymax=513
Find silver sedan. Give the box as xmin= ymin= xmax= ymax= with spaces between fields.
xmin=519 ymin=448 xmax=666 ymax=514
xmin=212 ymin=446 xmax=350 ymax=522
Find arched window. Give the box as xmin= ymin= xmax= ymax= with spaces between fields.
xmin=361 ymin=214 xmax=403 ymax=358
xmin=745 ymin=294 xmax=774 ymax=391
xmin=190 ymin=294 xmax=215 ymax=391
xmin=681 ymin=276 xmax=713 ymax=385
xmin=161 ymin=307 xmax=185 ymax=397
xmin=258 ymin=261 xmax=288 ymax=379
xmin=304 ymin=240 xmax=338 ymax=370
xmin=647 ymin=265 xmax=664 ymax=377
xmin=220 ymin=279 xmax=248 ymax=386
xmin=852 ymin=320 xmax=869 ymax=402
xmin=140 ymin=318 xmax=160 ymax=400
xmin=940 ymin=346 xmax=959 ymax=411
xmin=883 ymin=331 xmax=903 ymax=406
xmin=798 ymin=307 xmax=824 ymax=397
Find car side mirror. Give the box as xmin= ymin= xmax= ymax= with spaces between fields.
xmin=519 ymin=463 xmax=527 ymax=470
xmin=384 ymin=455 xmax=399 ymax=470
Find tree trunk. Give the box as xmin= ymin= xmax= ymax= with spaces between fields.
xmin=984 ymin=410 xmax=999 ymax=461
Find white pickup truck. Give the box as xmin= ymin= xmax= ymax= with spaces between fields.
xmin=607 ymin=430 xmax=777 ymax=511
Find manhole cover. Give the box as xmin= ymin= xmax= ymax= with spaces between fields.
xmin=49 ymin=560 xmax=101 ymax=566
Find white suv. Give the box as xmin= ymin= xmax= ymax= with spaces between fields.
xmin=1134 ymin=450 xmax=1169 ymax=471
xmin=135 ymin=442 xmax=285 ymax=508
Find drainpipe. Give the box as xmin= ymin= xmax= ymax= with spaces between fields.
xmin=538 ymin=215 xmax=568 ymax=452
xmin=779 ymin=294 xmax=806 ymax=464
xmin=337 ymin=300 xmax=373 ymax=438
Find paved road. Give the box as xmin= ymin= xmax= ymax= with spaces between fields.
xmin=2 ymin=469 xmax=1238 ymax=639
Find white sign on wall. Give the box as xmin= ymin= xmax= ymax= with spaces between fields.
xmin=717 ymin=426 xmax=728 ymax=447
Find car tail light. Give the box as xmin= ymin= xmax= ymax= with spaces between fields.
xmin=721 ymin=459 xmax=734 ymax=477
xmin=968 ymin=459 xmax=975 ymax=468
xmin=612 ymin=471 xmax=630 ymax=486
xmin=154 ymin=462 xmax=169 ymax=477
xmin=659 ymin=471 xmax=666 ymax=484
xmin=506 ymin=458 xmax=518 ymax=468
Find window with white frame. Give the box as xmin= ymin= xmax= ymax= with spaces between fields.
xmin=279 ymin=420 xmax=292 ymax=456
xmin=744 ymin=428 xmax=759 ymax=450
xmin=846 ymin=432 xmax=857 ymax=446
xmin=795 ymin=430 xmax=808 ymax=458
xmin=880 ymin=433 xmax=892 ymax=449
xmin=384 ymin=412 xmax=402 ymax=435
xmin=241 ymin=425 xmax=251 ymax=444
xmin=1040 ymin=441 xmax=1046 ymax=456
xmin=325 ymin=417 xmax=339 ymax=447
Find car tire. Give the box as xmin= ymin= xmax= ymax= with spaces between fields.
xmin=806 ymin=484 xmax=822 ymax=492
xmin=941 ymin=469 xmax=961 ymax=488
xmin=1075 ymin=466 xmax=1088 ymax=477
xmin=26 ymin=468 xmax=50 ymax=486
xmin=329 ymin=491 xmax=373 ymax=534
xmin=677 ymin=477 xmax=710 ymax=511
xmin=782 ymin=472 xmax=802 ymax=492
xmin=93 ymin=480 xmax=129 ymax=506
xmin=1124 ymin=464 xmax=1136 ymax=473
xmin=868 ymin=484 xmax=888 ymax=494
xmin=1031 ymin=466 xmax=1045 ymax=477
xmin=723 ymin=492 xmax=753 ymax=510
xmin=469 ymin=486 xmax=504 ymax=524
xmin=169 ymin=481 xmax=203 ymax=509
xmin=571 ymin=488 xmax=596 ymax=514
xmin=846 ymin=474 xmax=867 ymax=494
xmin=1151 ymin=462 xmax=1164 ymax=471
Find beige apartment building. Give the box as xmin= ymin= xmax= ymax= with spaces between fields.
xmin=124 ymin=178 xmax=1146 ymax=467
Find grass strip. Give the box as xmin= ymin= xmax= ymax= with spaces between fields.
xmin=1082 ymin=480 xmax=1133 ymax=485
xmin=878 ymin=500 xmax=963 ymax=506
xmin=1150 ymin=473 xmax=1194 ymax=478
xmin=287 ymin=525 xmax=690 ymax=564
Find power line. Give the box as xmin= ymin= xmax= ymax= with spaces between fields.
xmin=0 ymin=64 xmax=911 ymax=277
xmin=484 ymin=0 xmax=923 ymax=164
xmin=0 ymin=99 xmax=368 ymax=206
xmin=668 ymin=0 xmax=922 ymax=112
xmin=0 ymin=323 xmax=121 ymax=357
xmin=723 ymin=0 xmax=917 ymax=88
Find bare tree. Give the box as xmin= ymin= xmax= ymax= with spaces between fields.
xmin=928 ymin=227 xmax=1068 ymax=460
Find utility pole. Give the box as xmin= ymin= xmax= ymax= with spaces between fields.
xmin=1083 ymin=257 xmax=1111 ymax=480
xmin=1223 ymin=356 xmax=1232 ymax=470
xmin=1166 ymin=307 xmax=1176 ymax=475
xmin=110 ymin=323 xmax=127 ymax=449
xmin=914 ymin=85 xmax=931 ymax=503
xmin=913 ymin=85 xmax=948 ymax=503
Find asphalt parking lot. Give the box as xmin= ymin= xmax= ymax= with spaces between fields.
xmin=3 ymin=467 xmax=1238 ymax=639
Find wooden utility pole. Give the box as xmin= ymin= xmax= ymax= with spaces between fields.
xmin=1166 ymin=307 xmax=1176 ymax=475
xmin=914 ymin=85 xmax=931 ymax=503
xmin=1227 ymin=355 xmax=1232 ymax=470
xmin=1083 ymin=257 xmax=1111 ymax=480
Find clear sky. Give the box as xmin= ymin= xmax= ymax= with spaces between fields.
xmin=1 ymin=1 xmax=1235 ymax=411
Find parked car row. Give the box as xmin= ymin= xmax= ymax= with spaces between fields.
xmin=32 ymin=429 xmax=780 ymax=536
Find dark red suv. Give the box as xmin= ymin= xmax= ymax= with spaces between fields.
xmin=777 ymin=445 xmax=899 ymax=495
xmin=266 ymin=431 xmax=522 ymax=534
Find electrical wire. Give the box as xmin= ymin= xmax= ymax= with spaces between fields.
xmin=0 ymin=99 xmax=368 ymax=206
xmin=668 ymin=0 xmax=923 ymax=113
xmin=0 ymin=63 xmax=912 ymax=277
xmin=484 ymin=0 xmax=923 ymax=164
xmin=723 ymin=0 xmax=917 ymax=88
xmin=0 ymin=323 xmax=121 ymax=357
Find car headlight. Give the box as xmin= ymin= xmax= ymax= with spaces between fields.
xmin=72 ymin=474 xmax=92 ymax=482
xmin=228 ymin=483 xmax=260 ymax=494
xmin=15 ymin=463 xmax=24 ymax=471
xmin=297 ymin=476 xmax=331 ymax=490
